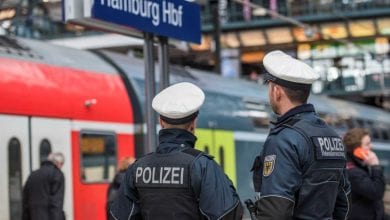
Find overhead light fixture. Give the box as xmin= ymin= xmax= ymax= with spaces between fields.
xmin=239 ymin=30 xmax=266 ymax=47
xmin=221 ymin=33 xmax=240 ymax=48
xmin=266 ymin=27 xmax=293 ymax=44
xmin=377 ymin=18 xmax=390 ymax=35
xmin=42 ymin=0 xmax=62 ymax=2
xmin=348 ymin=20 xmax=375 ymax=37
xmin=189 ymin=35 xmax=211 ymax=51
xmin=241 ymin=51 xmax=265 ymax=63
xmin=321 ymin=22 xmax=348 ymax=39
xmin=252 ymin=7 xmax=267 ymax=16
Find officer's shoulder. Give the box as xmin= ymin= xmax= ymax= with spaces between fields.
xmin=138 ymin=152 xmax=154 ymax=159
xmin=277 ymin=125 xmax=306 ymax=140
xmin=270 ymin=126 xmax=308 ymax=149
xmin=182 ymin=147 xmax=214 ymax=160
xmin=129 ymin=152 xmax=153 ymax=166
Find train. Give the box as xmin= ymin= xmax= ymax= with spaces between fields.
xmin=0 ymin=36 xmax=389 ymax=220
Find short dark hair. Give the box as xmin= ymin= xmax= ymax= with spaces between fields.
xmin=281 ymin=86 xmax=311 ymax=104
xmin=161 ymin=117 xmax=194 ymax=130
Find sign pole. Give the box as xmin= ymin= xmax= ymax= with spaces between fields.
xmin=158 ymin=36 xmax=169 ymax=91
xmin=211 ymin=0 xmax=221 ymax=74
xmin=143 ymin=32 xmax=157 ymax=154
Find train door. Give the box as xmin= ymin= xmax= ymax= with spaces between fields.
xmin=195 ymin=129 xmax=213 ymax=155
xmin=72 ymin=128 xmax=118 ymax=220
xmin=213 ymin=131 xmax=237 ymax=186
xmin=0 ymin=115 xmax=29 ymax=220
xmin=195 ymin=128 xmax=237 ymax=186
xmin=30 ymin=117 xmax=73 ymax=220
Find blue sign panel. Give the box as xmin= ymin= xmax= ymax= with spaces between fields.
xmin=92 ymin=0 xmax=201 ymax=43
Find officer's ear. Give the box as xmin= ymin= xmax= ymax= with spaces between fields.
xmin=159 ymin=118 xmax=165 ymax=129
xmin=274 ymin=84 xmax=283 ymax=101
xmin=188 ymin=119 xmax=196 ymax=133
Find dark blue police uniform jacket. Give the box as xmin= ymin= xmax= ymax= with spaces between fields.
xmin=110 ymin=128 xmax=242 ymax=220
xmin=252 ymin=104 xmax=351 ymax=220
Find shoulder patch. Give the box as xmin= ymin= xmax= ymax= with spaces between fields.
xmin=263 ymin=155 xmax=276 ymax=177
xmin=134 ymin=164 xmax=189 ymax=188
xmin=311 ymin=136 xmax=345 ymax=160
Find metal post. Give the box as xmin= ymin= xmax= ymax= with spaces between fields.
xmin=158 ymin=36 xmax=169 ymax=91
xmin=211 ymin=0 xmax=221 ymax=74
xmin=143 ymin=32 xmax=156 ymax=154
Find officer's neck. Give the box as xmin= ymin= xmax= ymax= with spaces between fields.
xmin=278 ymin=102 xmax=301 ymax=116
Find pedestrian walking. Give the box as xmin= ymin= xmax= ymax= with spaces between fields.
xmin=22 ymin=152 xmax=65 ymax=220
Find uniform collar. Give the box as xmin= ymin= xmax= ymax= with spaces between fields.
xmin=275 ymin=103 xmax=315 ymax=125
xmin=157 ymin=128 xmax=197 ymax=153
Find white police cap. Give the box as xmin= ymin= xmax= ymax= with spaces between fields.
xmin=152 ymin=82 xmax=205 ymax=124
xmin=263 ymin=50 xmax=319 ymax=89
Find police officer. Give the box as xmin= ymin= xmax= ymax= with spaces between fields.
xmin=251 ymin=51 xmax=351 ymax=219
xmin=110 ymin=82 xmax=243 ymax=220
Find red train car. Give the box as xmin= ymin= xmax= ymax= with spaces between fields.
xmin=0 ymin=37 xmax=135 ymax=220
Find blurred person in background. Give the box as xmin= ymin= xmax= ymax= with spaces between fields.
xmin=22 ymin=152 xmax=65 ymax=220
xmin=106 ymin=156 xmax=135 ymax=220
xmin=344 ymin=128 xmax=386 ymax=220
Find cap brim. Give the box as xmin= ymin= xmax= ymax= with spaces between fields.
xmin=263 ymin=72 xmax=276 ymax=84
xmin=264 ymin=72 xmax=312 ymax=90
xmin=160 ymin=111 xmax=199 ymax=125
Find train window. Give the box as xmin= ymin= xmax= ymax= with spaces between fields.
xmin=204 ymin=145 xmax=210 ymax=154
xmin=80 ymin=132 xmax=116 ymax=183
xmin=39 ymin=139 xmax=52 ymax=163
xmin=252 ymin=116 xmax=270 ymax=129
xmin=382 ymin=129 xmax=389 ymax=140
xmin=356 ymin=119 xmax=365 ymax=128
xmin=243 ymin=100 xmax=270 ymax=129
xmin=371 ymin=128 xmax=381 ymax=140
xmin=366 ymin=120 xmax=374 ymax=130
xmin=345 ymin=118 xmax=355 ymax=129
xmin=219 ymin=146 xmax=225 ymax=172
xmin=333 ymin=116 xmax=347 ymax=130
xmin=8 ymin=138 xmax=22 ymax=220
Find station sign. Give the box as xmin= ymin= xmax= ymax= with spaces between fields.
xmin=63 ymin=0 xmax=201 ymax=43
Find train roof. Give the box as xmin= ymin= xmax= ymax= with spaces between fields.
xmin=310 ymin=95 xmax=390 ymax=123
xmin=100 ymin=49 xmax=390 ymax=131
xmin=100 ymin=51 xmax=260 ymax=131
xmin=0 ymin=36 xmax=117 ymax=74
xmin=0 ymin=37 xmax=133 ymax=122
xmin=99 ymin=50 xmax=265 ymax=101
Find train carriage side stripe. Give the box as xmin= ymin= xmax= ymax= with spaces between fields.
xmin=372 ymin=142 xmax=390 ymax=151
xmin=72 ymin=120 xmax=134 ymax=134
xmin=234 ymin=132 xmax=268 ymax=143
